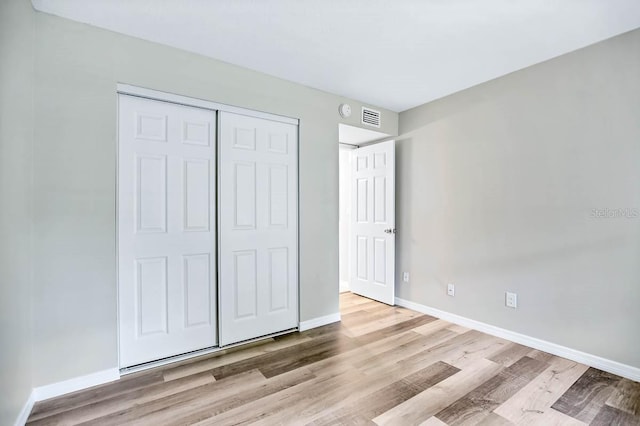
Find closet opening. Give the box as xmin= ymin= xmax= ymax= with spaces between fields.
xmin=117 ymin=85 xmax=299 ymax=372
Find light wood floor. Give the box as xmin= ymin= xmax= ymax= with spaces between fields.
xmin=28 ymin=292 xmax=640 ymax=425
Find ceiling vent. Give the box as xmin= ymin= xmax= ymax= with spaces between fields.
xmin=361 ymin=107 xmax=381 ymax=128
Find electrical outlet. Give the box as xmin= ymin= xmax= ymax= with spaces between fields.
xmin=402 ymin=272 xmax=410 ymax=282
xmin=505 ymin=292 xmax=517 ymax=308
xmin=447 ymin=283 xmax=455 ymax=297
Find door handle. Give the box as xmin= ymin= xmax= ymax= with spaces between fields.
xmin=384 ymin=228 xmax=396 ymax=234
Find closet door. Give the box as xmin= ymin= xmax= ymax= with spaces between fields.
xmin=219 ymin=112 xmax=298 ymax=346
xmin=118 ymin=95 xmax=217 ymax=367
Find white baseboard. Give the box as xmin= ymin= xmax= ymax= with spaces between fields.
xmin=14 ymin=389 xmax=35 ymax=426
xmin=339 ymin=281 xmax=350 ymax=293
xmin=396 ymin=297 xmax=640 ymax=382
xmin=299 ymin=313 xmax=341 ymax=332
xmin=34 ymin=368 xmax=120 ymax=402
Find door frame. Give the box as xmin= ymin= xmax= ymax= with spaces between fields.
xmin=116 ymin=84 xmax=300 ymax=373
xmin=117 ymin=84 xmax=299 ymax=126
xmin=338 ymin=143 xmax=357 ymax=293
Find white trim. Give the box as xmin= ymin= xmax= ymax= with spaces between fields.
xmin=396 ymin=297 xmax=640 ymax=382
xmin=14 ymin=390 xmax=35 ymax=426
xmin=339 ymin=142 xmax=359 ymax=149
xmin=33 ymin=368 xmax=120 ymax=402
xmin=339 ymin=281 xmax=350 ymax=293
xmin=299 ymin=313 xmax=341 ymax=331
xmin=116 ymin=84 xmax=299 ymax=126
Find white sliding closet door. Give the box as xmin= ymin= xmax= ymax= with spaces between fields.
xmin=118 ymin=95 xmax=217 ymax=367
xmin=219 ymin=111 xmax=298 ymax=346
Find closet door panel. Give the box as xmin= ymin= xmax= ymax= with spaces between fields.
xmin=219 ymin=112 xmax=298 ymax=346
xmin=118 ymin=95 xmax=217 ymax=367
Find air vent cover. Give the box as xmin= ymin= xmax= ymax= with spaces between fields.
xmin=361 ymin=107 xmax=381 ymax=128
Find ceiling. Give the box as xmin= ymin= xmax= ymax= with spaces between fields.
xmin=339 ymin=124 xmax=390 ymax=145
xmin=32 ymin=0 xmax=640 ymax=112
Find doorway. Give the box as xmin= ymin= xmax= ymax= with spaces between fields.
xmin=338 ymin=123 xmax=396 ymax=307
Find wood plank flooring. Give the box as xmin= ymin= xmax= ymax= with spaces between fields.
xmin=27 ymin=292 xmax=640 ymax=425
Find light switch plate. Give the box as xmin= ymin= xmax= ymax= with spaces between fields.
xmin=447 ymin=283 xmax=455 ymax=297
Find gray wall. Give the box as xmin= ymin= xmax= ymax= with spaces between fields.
xmin=30 ymin=9 xmax=397 ymax=387
xmin=0 ymin=1 xmax=34 ymax=424
xmin=397 ymin=28 xmax=640 ymax=368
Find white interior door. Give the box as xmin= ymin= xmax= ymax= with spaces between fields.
xmin=118 ymin=95 xmax=217 ymax=367
xmin=350 ymin=140 xmax=396 ymax=305
xmin=219 ymin=111 xmax=298 ymax=346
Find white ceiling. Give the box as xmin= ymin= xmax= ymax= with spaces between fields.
xmin=339 ymin=124 xmax=390 ymax=145
xmin=32 ymin=0 xmax=640 ymax=112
